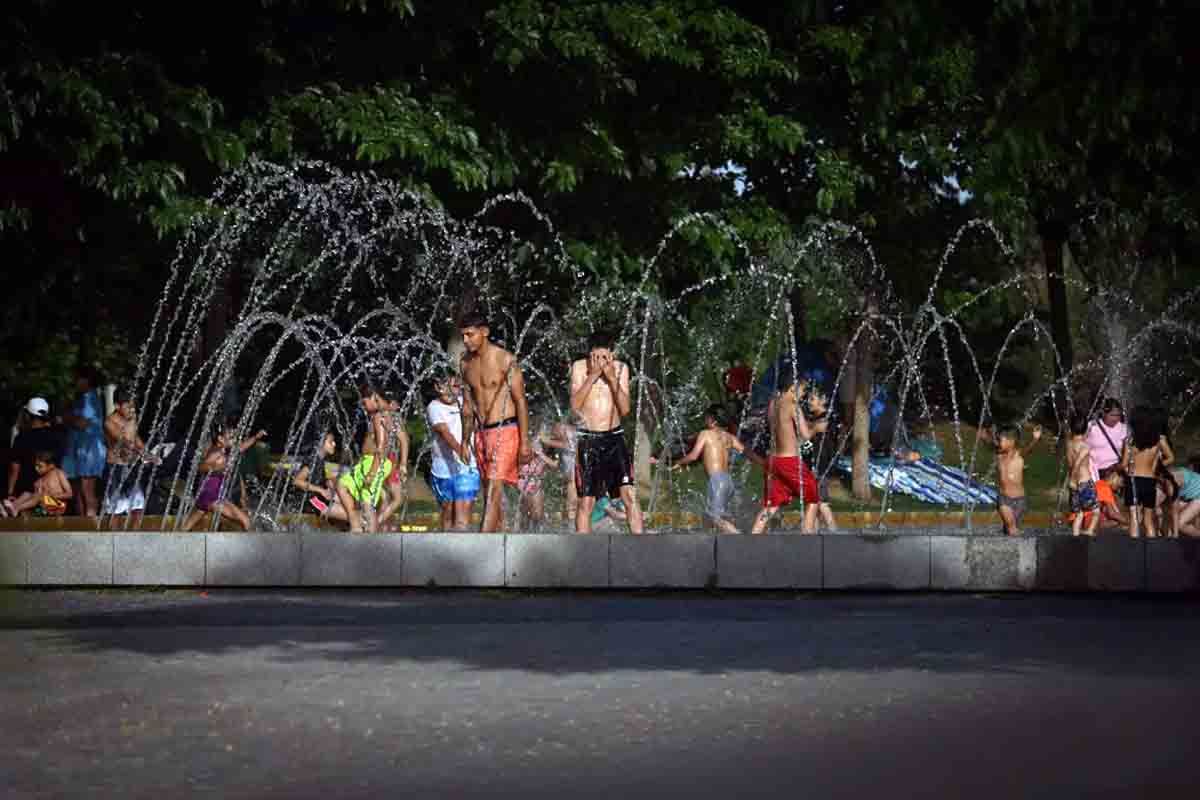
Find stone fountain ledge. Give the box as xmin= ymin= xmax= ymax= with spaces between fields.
xmin=1 ymin=530 xmax=1197 ymax=592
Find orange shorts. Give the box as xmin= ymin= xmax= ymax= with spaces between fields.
xmin=475 ymin=420 xmax=520 ymax=486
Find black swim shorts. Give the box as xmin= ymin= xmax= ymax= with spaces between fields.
xmin=575 ymin=427 xmax=634 ymax=499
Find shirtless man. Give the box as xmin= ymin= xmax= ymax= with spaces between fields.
xmin=570 ymin=331 xmax=644 ymax=534
xmin=751 ymin=370 xmax=830 ymax=534
xmin=459 ymin=312 xmax=532 ymax=532
xmin=102 ymin=389 xmax=155 ymax=527
xmin=672 ymin=404 xmax=747 ymax=534
xmin=336 ymin=382 xmax=392 ymax=532
xmin=982 ymin=423 xmax=1042 ymax=536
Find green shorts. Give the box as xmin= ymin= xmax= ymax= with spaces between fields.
xmin=338 ymin=454 xmax=392 ymax=506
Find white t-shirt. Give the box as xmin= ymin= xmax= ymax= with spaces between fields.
xmin=426 ymin=399 xmax=472 ymax=478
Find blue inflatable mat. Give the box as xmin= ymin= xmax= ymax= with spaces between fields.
xmin=833 ymin=455 xmax=998 ymax=506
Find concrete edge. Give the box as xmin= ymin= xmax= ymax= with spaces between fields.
xmin=2 ymin=532 xmax=1196 ymax=592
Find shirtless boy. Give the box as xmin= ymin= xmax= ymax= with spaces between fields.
xmin=569 ymin=331 xmax=644 ymax=534
xmin=376 ymin=386 xmax=411 ymax=531
xmin=751 ymin=370 xmax=830 ymax=534
xmin=103 ymin=389 xmax=155 ymax=526
xmin=985 ymin=423 xmax=1042 ymax=536
xmin=672 ymin=405 xmax=746 ymax=534
xmin=2 ymin=451 xmax=72 ymax=517
xmin=1121 ymin=410 xmax=1174 ymax=538
xmin=459 ymin=312 xmax=532 ymax=532
xmin=1065 ymin=412 xmax=1099 ymax=537
xmin=336 ymin=382 xmax=392 ymax=532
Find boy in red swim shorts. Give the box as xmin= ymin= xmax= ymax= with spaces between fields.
xmin=751 ymin=370 xmax=830 ymax=534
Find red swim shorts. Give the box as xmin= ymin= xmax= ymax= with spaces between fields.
xmin=763 ymin=455 xmax=819 ymax=508
xmin=475 ymin=421 xmax=520 ymax=486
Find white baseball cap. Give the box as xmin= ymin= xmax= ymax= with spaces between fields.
xmin=25 ymin=397 xmax=49 ymax=417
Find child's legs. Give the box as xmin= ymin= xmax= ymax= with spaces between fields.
xmin=1177 ymin=500 xmax=1200 ymax=534
xmin=335 ymin=482 xmax=361 ymax=531
xmin=8 ymin=492 xmax=38 ymax=514
xmin=1072 ymin=512 xmax=1084 ymax=536
xmin=452 ymin=499 xmax=473 ymax=530
xmin=575 ymin=495 xmax=597 ymax=533
xmin=81 ymin=477 xmax=98 ymax=516
xmin=618 ymin=484 xmax=643 ymax=534
xmin=439 ymin=502 xmax=454 ymax=530
xmin=70 ymin=479 xmax=83 ymax=516
xmin=998 ymin=504 xmax=1019 ymax=535
xmin=214 ymin=500 xmax=251 ymax=531
xmin=803 ymin=503 xmax=818 ymax=533
xmin=181 ymin=509 xmax=205 ymax=532
xmin=1128 ymin=505 xmax=1141 ymax=537
xmin=751 ymin=506 xmax=779 ymax=534
xmin=819 ymin=503 xmax=837 ymax=531
xmin=379 ymin=483 xmax=405 ymax=528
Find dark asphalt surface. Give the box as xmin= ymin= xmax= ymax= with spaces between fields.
xmin=1 ymin=590 xmax=1198 ymax=799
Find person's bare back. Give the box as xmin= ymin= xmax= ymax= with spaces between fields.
xmin=1066 ymin=438 xmax=1093 ymax=488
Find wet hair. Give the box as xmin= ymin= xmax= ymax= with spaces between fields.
xmin=587 ymin=330 xmax=616 ymax=352
xmin=1100 ymin=397 xmax=1123 ymax=417
xmin=996 ymin=425 xmax=1020 ymax=443
xmin=705 ymin=404 xmax=727 ymax=427
xmin=1130 ymin=406 xmax=1163 ymax=450
xmin=774 ymin=360 xmax=798 ymax=390
xmin=34 ymin=450 xmax=57 ymax=466
xmin=114 ymin=388 xmax=134 ymax=406
xmin=1069 ymin=412 xmax=1089 ymax=437
xmin=458 ymin=310 xmax=489 ymax=330
xmin=380 ymin=385 xmax=402 ymax=407
xmin=1189 ymin=457 xmax=1200 ymax=473
xmin=358 ymin=379 xmax=380 ymax=399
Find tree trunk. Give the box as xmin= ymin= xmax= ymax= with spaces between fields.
xmin=1038 ymin=219 xmax=1074 ymax=382
xmin=852 ymin=293 xmax=878 ymax=501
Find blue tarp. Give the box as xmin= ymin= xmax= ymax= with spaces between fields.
xmin=833 ymin=455 xmax=998 ymax=506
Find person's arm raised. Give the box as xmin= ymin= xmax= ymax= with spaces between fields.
xmin=239 ymin=430 xmax=267 ymax=453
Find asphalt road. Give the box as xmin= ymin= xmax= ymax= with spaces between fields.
xmin=1 ymin=590 xmax=1197 ymax=799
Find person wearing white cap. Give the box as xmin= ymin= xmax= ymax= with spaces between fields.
xmin=6 ymin=397 xmax=64 ymax=503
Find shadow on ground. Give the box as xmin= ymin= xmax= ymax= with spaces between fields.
xmin=5 ymin=591 xmax=1199 ymax=680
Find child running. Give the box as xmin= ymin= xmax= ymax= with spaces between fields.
xmin=182 ymin=424 xmax=266 ymax=531
xmin=1065 ymin=412 xmax=1100 ymax=537
xmin=1121 ymin=408 xmax=1174 ymax=538
xmin=983 ymin=422 xmax=1042 ymax=536
xmin=1 ymin=451 xmax=72 ymax=517
xmin=672 ymin=404 xmax=747 ymax=534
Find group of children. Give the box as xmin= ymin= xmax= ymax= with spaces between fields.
xmin=985 ymin=401 xmax=1200 ymax=539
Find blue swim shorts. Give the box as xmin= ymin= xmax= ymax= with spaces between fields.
xmin=431 ymin=470 xmax=481 ymax=504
